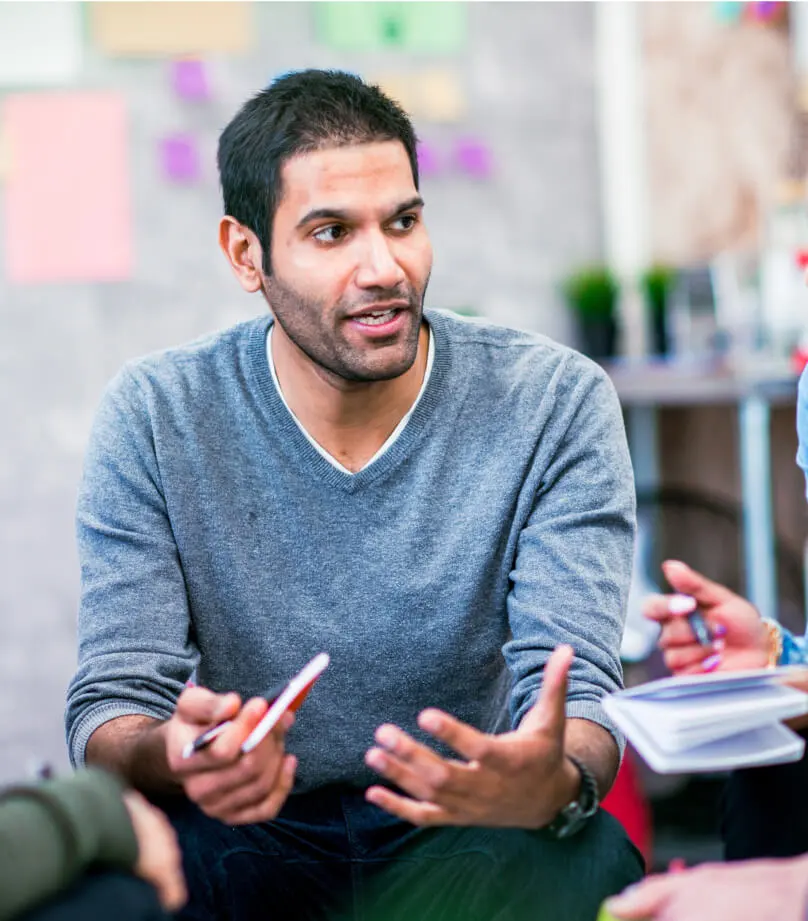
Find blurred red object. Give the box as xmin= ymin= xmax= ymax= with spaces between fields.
xmin=602 ymin=749 xmax=653 ymax=869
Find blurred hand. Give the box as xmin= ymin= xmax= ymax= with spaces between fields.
xmin=164 ymin=686 xmax=296 ymax=825
xmin=643 ymin=560 xmax=769 ymax=675
xmin=122 ymin=790 xmax=187 ymax=912
xmin=604 ymin=854 xmax=808 ymax=921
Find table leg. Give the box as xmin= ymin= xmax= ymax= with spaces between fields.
xmin=738 ymin=395 xmax=778 ymax=620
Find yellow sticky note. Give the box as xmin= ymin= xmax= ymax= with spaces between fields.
xmin=371 ymin=74 xmax=421 ymax=116
xmin=90 ymin=2 xmax=251 ymax=56
xmin=417 ymin=69 xmax=467 ymax=123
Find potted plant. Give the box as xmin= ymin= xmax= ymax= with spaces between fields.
xmin=641 ymin=265 xmax=675 ymax=357
xmin=562 ymin=265 xmax=619 ymax=361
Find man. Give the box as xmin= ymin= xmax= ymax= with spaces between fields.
xmin=65 ymin=69 xmax=642 ymax=920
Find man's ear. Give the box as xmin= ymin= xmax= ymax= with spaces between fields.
xmin=218 ymin=216 xmax=265 ymax=293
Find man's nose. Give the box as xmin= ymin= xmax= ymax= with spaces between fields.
xmin=355 ymin=232 xmax=406 ymax=290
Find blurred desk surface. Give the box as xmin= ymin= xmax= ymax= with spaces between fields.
xmin=603 ymin=358 xmax=802 ymax=623
xmin=604 ymin=359 xmax=799 ymax=407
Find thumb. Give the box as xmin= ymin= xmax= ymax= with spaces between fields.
xmin=519 ymin=644 xmax=573 ymax=736
xmin=176 ymin=687 xmax=241 ymax=726
xmin=661 ymin=560 xmax=737 ymax=609
xmin=604 ymin=876 xmax=671 ymax=919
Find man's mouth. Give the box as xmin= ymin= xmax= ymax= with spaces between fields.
xmin=353 ymin=308 xmax=399 ymax=327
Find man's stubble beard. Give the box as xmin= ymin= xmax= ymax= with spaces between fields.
xmin=263 ymin=271 xmax=430 ymax=384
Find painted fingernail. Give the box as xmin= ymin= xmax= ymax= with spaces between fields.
xmin=668 ymin=594 xmax=697 ymax=615
xmin=713 ymin=623 xmax=727 ymax=638
xmin=702 ymin=654 xmax=721 ymax=672
xmin=713 ymin=638 xmax=726 ymax=653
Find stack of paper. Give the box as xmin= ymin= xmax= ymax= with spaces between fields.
xmin=603 ymin=667 xmax=808 ymax=773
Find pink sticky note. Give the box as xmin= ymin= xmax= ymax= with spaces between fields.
xmin=172 ymin=59 xmax=210 ymax=101
xmin=416 ymin=141 xmax=441 ymax=177
xmin=453 ymin=137 xmax=494 ymax=179
xmin=161 ymin=134 xmax=200 ymax=182
xmin=4 ymin=92 xmax=131 ymax=284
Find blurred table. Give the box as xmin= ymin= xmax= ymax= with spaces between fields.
xmin=604 ymin=358 xmax=800 ymax=621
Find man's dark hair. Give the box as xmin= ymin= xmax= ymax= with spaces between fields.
xmin=217 ymin=69 xmax=419 ymax=274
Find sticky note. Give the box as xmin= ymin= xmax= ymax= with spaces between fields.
xmin=0 ymin=129 xmax=10 ymax=180
xmin=160 ymin=135 xmax=201 ymax=182
xmin=315 ymin=2 xmax=467 ymax=53
xmin=91 ymin=2 xmax=251 ymax=56
xmin=453 ymin=138 xmax=494 ymax=179
xmin=0 ymin=2 xmax=82 ymax=86
xmin=712 ymin=2 xmax=744 ymax=23
xmin=418 ymin=69 xmax=466 ymax=123
xmin=372 ymin=74 xmax=421 ymax=116
xmin=172 ymin=59 xmax=211 ymax=101
xmin=3 ymin=92 xmax=131 ymax=283
xmin=416 ymin=142 xmax=442 ymax=178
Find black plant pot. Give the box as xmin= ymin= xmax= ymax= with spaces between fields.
xmin=577 ymin=316 xmax=618 ymax=361
xmin=649 ymin=308 xmax=668 ymax=357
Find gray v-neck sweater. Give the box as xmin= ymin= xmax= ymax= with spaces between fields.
xmin=66 ymin=309 xmax=635 ymax=792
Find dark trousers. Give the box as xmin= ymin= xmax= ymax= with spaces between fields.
xmin=721 ymin=726 xmax=808 ymax=861
xmin=156 ymin=785 xmax=643 ymax=921
xmin=18 ymin=872 xmax=169 ymax=921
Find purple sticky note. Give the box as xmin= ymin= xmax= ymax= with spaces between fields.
xmin=172 ymin=60 xmax=211 ymax=101
xmin=453 ymin=137 xmax=494 ymax=179
xmin=417 ymin=141 xmax=441 ymax=177
xmin=161 ymin=135 xmax=200 ymax=182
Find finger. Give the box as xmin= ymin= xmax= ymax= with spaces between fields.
xmin=206 ymin=697 xmax=276 ymax=762
xmin=519 ymin=644 xmax=572 ymax=736
xmin=643 ymin=593 xmax=696 ymax=623
xmin=225 ymin=755 xmax=297 ymax=826
xmin=417 ymin=709 xmax=492 ymax=763
xmin=176 ymin=687 xmax=242 ymax=727
xmin=661 ymin=560 xmax=738 ymax=608
xmin=157 ymin=860 xmax=187 ymax=912
xmin=365 ymin=735 xmax=472 ymax=803
xmin=604 ymin=875 xmax=672 ymax=919
xmin=663 ymin=645 xmax=714 ymax=672
xmin=364 ymin=785 xmax=450 ymax=826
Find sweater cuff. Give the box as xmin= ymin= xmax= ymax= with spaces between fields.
xmin=0 ymin=769 xmax=138 ymax=875
xmin=565 ymin=699 xmax=626 ymax=761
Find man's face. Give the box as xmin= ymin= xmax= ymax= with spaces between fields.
xmin=264 ymin=141 xmax=433 ymax=383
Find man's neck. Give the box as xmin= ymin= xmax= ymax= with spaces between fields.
xmin=271 ymin=321 xmax=430 ymax=473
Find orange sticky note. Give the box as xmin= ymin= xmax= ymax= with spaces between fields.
xmin=3 ymin=92 xmax=132 ymax=284
xmin=90 ymin=2 xmax=251 ymax=56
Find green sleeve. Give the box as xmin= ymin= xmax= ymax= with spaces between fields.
xmin=0 ymin=768 xmax=139 ymax=921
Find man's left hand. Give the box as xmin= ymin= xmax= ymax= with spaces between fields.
xmin=364 ymin=645 xmax=580 ymax=828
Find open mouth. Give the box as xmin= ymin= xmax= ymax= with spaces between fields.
xmin=353 ymin=308 xmax=399 ymax=326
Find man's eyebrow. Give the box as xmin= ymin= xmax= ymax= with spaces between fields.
xmin=296 ymin=196 xmax=425 ymax=230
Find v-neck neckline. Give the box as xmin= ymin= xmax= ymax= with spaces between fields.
xmin=245 ymin=310 xmax=449 ymax=492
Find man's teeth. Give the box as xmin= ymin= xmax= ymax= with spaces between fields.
xmin=355 ymin=309 xmax=396 ymax=326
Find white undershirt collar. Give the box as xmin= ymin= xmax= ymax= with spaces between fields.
xmin=267 ymin=323 xmax=435 ymax=476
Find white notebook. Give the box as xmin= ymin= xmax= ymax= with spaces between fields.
xmin=603 ymin=667 xmax=808 ymax=773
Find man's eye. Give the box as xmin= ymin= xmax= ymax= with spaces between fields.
xmin=313 ymin=225 xmax=346 ymax=243
xmin=391 ymin=214 xmax=417 ymax=232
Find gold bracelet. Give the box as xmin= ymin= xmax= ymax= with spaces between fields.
xmin=761 ymin=619 xmax=783 ymax=668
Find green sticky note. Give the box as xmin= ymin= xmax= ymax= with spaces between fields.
xmin=314 ymin=2 xmax=467 ymax=53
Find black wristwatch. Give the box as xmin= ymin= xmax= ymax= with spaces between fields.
xmin=545 ymin=755 xmax=600 ymax=839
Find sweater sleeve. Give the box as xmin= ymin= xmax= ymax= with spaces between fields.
xmin=503 ymin=355 xmax=635 ymax=755
xmin=65 ymin=368 xmax=199 ymax=767
xmin=0 ymin=769 xmax=138 ymax=921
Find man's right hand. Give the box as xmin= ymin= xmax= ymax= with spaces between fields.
xmin=164 ymin=686 xmax=297 ymax=824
